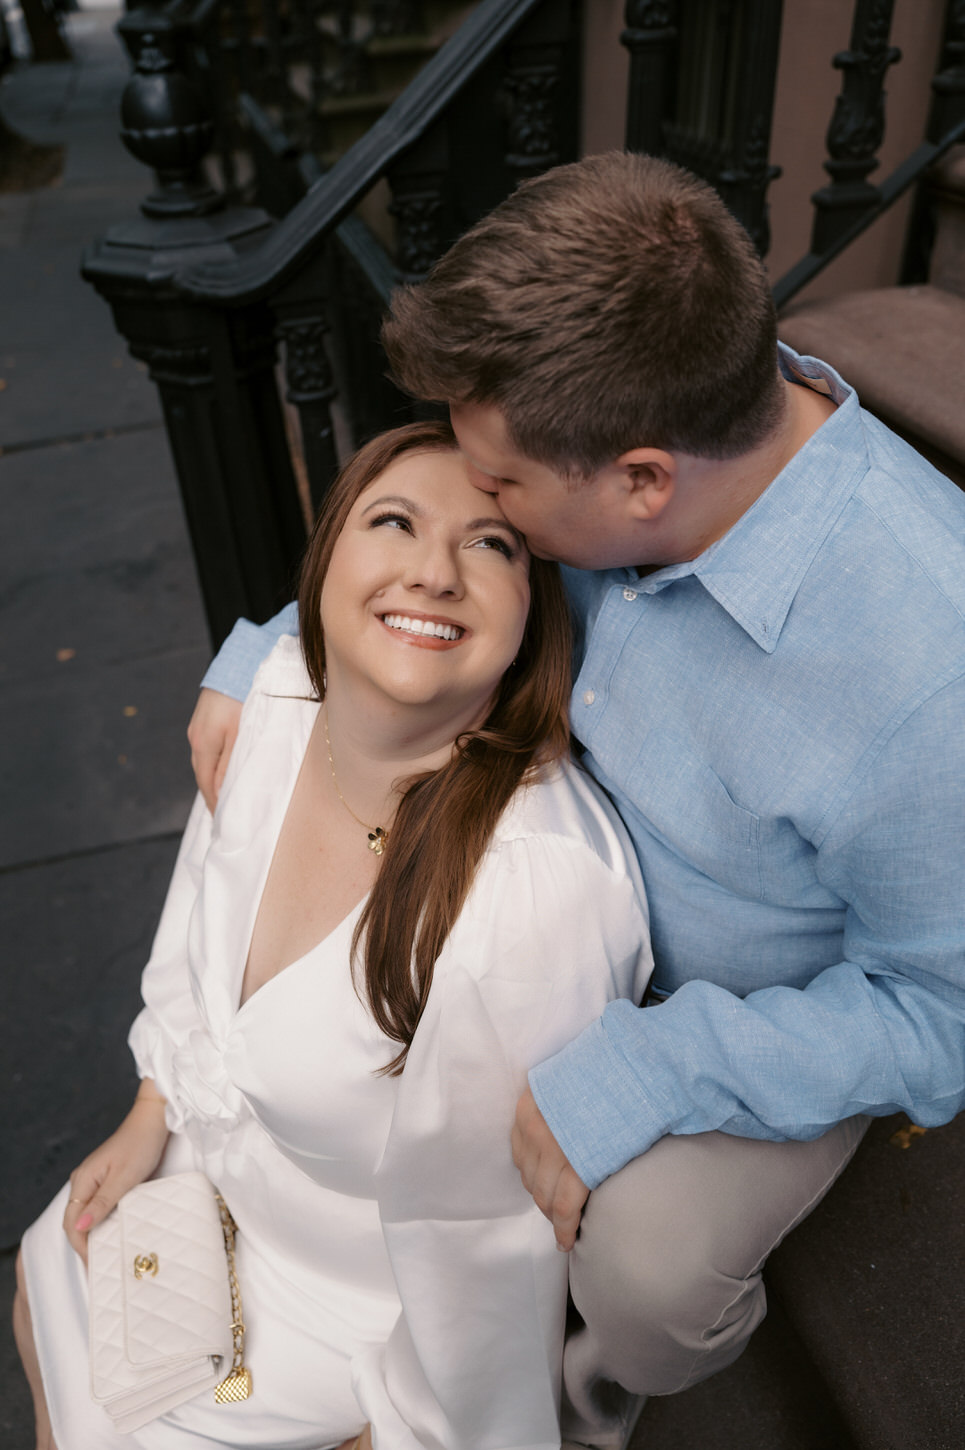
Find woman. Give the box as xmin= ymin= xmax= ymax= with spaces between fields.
xmin=15 ymin=421 xmax=652 ymax=1450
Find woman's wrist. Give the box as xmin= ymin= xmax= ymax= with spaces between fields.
xmin=133 ymin=1079 xmax=167 ymax=1112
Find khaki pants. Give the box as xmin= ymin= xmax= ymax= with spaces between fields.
xmin=561 ymin=1115 xmax=870 ymax=1447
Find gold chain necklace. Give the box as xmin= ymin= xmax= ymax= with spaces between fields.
xmin=323 ymin=711 xmax=390 ymax=856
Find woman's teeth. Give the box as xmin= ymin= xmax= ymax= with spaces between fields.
xmin=382 ymin=614 xmax=463 ymax=641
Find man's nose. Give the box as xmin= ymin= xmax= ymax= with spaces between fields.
xmin=464 ymin=461 xmax=500 ymax=495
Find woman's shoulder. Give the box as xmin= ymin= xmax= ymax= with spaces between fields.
xmin=491 ymin=755 xmax=641 ymax=882
xmin=249 ymin=631 xmax=310 ymax=697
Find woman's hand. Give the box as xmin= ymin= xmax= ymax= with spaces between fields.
xmin=187 ymin=688 xmax=243 ymax=812
xmin=63 ymin=1080 xmax=171 ymax=1263
xmin=334 ymin=1426 xmax=372 ymax=1450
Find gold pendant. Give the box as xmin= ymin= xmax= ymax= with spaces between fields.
xmin=215 ymin=1366 xmax=252 ymax=1403
xmin=367 ymin=827 xmax=388 ymax=856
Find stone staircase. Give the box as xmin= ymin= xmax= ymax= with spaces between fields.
xmin=281 ymin=1 xmax=477 ymax=165
xmin=779 ymin=148 xmax=965 ymax=492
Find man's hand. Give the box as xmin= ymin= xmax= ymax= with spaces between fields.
xmin=511 ymin=1085 xmax=589 ymax=1252
xmin=187 ymin=688 xmax=242 ymax=811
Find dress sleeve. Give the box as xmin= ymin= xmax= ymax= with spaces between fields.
xmin=353 ymin=830 xmax=652 ymax=1450
xmin=127 ymin=793 xmax=213 ymax=1132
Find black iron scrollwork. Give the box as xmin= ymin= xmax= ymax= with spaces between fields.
xmin=811 ymin=0 xmax=901 ymax=250
xmin=389 ymin=188 xmax=445 ymax=279
xmin=504 ymin=59 xmax=560 ymax=177
xmin=280 ymin=316 xmax=337 ymax=404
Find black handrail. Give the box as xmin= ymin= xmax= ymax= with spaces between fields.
xmin=178 ymin=0 xmax=548 ymax=304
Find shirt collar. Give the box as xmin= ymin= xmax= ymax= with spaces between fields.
xmin=636 ymin=343 xmax=869 ymax=652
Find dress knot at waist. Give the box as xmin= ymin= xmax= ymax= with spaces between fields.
xmin=171 ymin=1029 xmax=247 ymax=1129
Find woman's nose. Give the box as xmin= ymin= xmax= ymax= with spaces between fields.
xmin=403 ymin=541 xmax=464 ymax=597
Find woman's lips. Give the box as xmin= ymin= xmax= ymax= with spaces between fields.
xmin=379 ymin=613 xmax=466 ymax=649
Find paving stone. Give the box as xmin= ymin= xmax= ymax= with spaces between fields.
xmin=0 ymin=835 xmax=182 ymax=1246
xmin=0 ymin=428 xmax=206 ymax=686
xmin=0 ymin=245 xmax=160 ymax=447
xmin=0 ymin=646 xmax=205 ymax=867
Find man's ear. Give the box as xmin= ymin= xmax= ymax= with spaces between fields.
xmin=616 ymin=447 xmax=677 ymax=521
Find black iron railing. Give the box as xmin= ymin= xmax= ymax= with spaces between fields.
xmin=85 ymin=0 xmax=965 ymax=645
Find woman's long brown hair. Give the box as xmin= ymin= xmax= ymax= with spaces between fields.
xmin=298 ymin=421 xmax=572 ymax=1073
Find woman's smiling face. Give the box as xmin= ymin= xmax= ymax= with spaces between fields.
xmin=319 ymin=448 xmax=532 ymax=728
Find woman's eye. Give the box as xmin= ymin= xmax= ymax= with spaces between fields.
xmin=472 ymin=535 xmax=514 ymax=558
xmin=371 ymin=512 xmax=412 ymax=533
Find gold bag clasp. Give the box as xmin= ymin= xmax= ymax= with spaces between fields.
xmin=133 ymin=1252 xmax=159 ymax=1279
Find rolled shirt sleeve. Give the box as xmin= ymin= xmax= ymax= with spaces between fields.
xmin=200 ymin=603 xmax=299 ymax=701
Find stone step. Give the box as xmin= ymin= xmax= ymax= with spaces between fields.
xmin=778 ymin=284 xmax=965 ymax=489
xmin=767 ymin=1113 xmax=965 ymax=1450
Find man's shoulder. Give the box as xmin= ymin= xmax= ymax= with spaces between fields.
xmin=842 ymin=414 xmax=965 ymax=618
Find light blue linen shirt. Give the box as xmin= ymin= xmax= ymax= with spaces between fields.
xmin=202 ymin=346 xmax=965 ymax=1190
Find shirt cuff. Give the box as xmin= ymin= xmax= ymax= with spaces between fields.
xmin=528 ymin=1003 xmax=677 ymax=1189
xmin=200 ymin=604 xmax=299 ymax=701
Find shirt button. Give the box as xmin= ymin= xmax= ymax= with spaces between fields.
xmin=582 ymin=689 xmax=596 ymax=706
xmin=623 ymin=587 xmax=638 ymax=602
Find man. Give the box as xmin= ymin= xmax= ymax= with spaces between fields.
xmin=189 ymin=153 xmax=965 ymax=1447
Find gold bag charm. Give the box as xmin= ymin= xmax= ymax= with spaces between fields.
xmin=215 ymin=1366 xmax=252 ymax=1403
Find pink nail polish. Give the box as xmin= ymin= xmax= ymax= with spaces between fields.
xmin=76 ymin=1213 xmax=92 ymax=1231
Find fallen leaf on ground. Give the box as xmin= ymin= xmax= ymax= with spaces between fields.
xmin=889 ymin=1123 xmax=927 ymax=1150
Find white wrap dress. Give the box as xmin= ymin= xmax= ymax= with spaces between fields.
xmin=22 ymin=636 xmax=653 ymax=1450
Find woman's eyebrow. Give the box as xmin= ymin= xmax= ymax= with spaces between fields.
xmin=466 ymin=517 xmax=525 ymax=548
xmin=361 ymin=494 xmax=420 ymax=516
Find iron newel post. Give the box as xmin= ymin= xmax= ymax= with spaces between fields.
xmin=81 ymin=4 xmax=306 ymax=648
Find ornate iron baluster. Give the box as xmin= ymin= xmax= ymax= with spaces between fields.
xmin=652 ymin=0 xmax=781 ymax=254
xmin=88 ymin=10 xmax=303 ymax=643
xmin=503 ymin=43 xmax=562 ymax=182
xmin=388 ymin=123 xmax=448 ymax=282
xmin=901 ymin=0 xmax=965 ymax=283
xmin=715 ymin=0 xmax=783 ymax=255
xmin=929 ymin=0 xmax=965 ymax=142
xmin=621 ymin=0 xmax=679 ymax=157
xmin=810 ymin=0 xmax=902 ymax=254
xmin=276 ymin=278 xmax=342 ymax=512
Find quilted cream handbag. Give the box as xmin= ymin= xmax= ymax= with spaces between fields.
xmin=88 ymin=1171 xmax=251 ymax=1433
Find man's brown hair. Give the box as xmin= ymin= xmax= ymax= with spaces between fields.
xmin=383 ymin=151 xmax=785 ymax=476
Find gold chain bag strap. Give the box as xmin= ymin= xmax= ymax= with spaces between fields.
xmin=214 ymin=1192 xmax=252 ymax=1402
xmin=88 ymin=1171 xmax=252 ymax=1433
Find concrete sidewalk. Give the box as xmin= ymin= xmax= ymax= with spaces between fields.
xmin=0 ymin=11 xmax=209 ymax=1442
